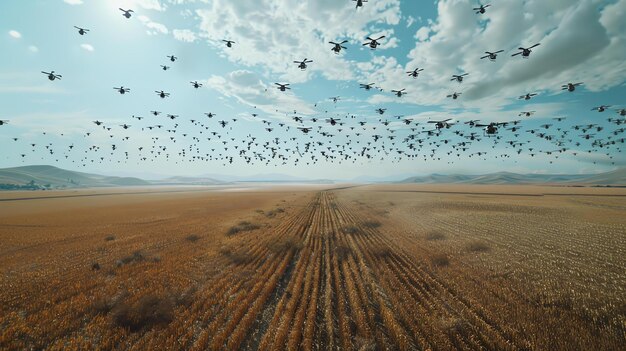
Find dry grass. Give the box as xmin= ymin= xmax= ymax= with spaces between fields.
xmin=425 ymin=230 xmax=446 ymax=241
xmin=466 ymin=240 xmax=490 ymax=253
xmin=226 ymin=221 xmax=261 ymax=236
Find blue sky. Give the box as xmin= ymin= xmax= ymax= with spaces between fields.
xmin=0 ymin=0 xmax=625 ymax=180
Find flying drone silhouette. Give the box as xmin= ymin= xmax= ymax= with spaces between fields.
xmin=360 ymin=83 xmax=375 ymax=90
xmin=407 ymin=68 xmax=424 ymax=78
xmin=353 ymin=0 xmax=368 ymax=8
xmin=74 ymin=26 xmax=89 ymax=35
xmin=294 ymin=58 xmax=312 ymax=70
xmin=222 ymin=40 xmax=235 ymax=48
xmin=330 ymin=96 xmax=340 ymax=103
xmin=391 ymin=89 xmax=406 ymax=97
xmin=155 ymin=90 xmax=170 ymax=98
xmin=298 ymin=127 xmax=313 ymax=134
xmin=41 ymin=70 xmax=62 ymax=82
xmin=474 ymin=122 xmax=508 ymax=135
xmin=429 ymin=119 xmax=454 ymax=130
xmin=364 ymin=36 xmax=385 ymax=49
xmin=329 ymin=40 xmax=348 ymax=54
xmin=592 ymin=105 xmax=611 ymax=112
xmin=562 ymin=82 xmax=583 ymax=92
xmin=275 ymin=83 xmax=290 ymax=91
xmin=512 ymin=43 xmax=540 ymax=58
xmin=114 ymin=86 xmax=130 ymax=94
xmin=167 ymin=55 xmax=177 ymax=62
xmin=376 ymin=108 xmax=387 ymax=115
xmin=119 ymin=8 xmax=133 ymax=18
xmin=480 ymin=50 xmax=503 ymax=61
xmin=0 ymin=120 xmax=9 ymax=126
xmin=447 ymin=92 xmax=462 ymax=100
xmin=160 ymin=65 xmax=170 ymax=71
xmin=190 ymin=81 xmax=203 ymax=89
xmin=473 ymin=4 xmax=491 ymax=14
xmin=519 ymin=93 xmax=537 ymax=100
xmin=451 ymin=73 xmax=469 ymax=83
xmin=151 ymin=111 xmax=161 ymax=116
xmin=519 ymin=111 xmax=535 ymax=117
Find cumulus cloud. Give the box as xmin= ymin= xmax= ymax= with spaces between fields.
xmin=80 ymin=44 xmax=94 ymax=52
xmin=138 ymin=15 xmax=168 ymax=35
xmin=28 ymin=45 xmax=39 ymax=53
xmin=172 ymin=29 xmax=197 ymax=43
xmin=63 ymin=0 xmax=83 ymax=5
xmin=8 ymin=30 xmax=21 ymax=39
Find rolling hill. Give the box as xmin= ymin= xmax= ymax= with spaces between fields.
xmin=0 ymin=165 xmax=150 ymax=189
xmin=400 ymin=168 xmax=626 ymax=186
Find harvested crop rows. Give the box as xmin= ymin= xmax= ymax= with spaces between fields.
xmin=1 ymin=188 xmax=624 ymax=350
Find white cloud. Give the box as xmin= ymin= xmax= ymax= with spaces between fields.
xmin=80 ymin=44 xmax=94 ymax=52
xmin=28 ymin=45 xmax=39 ymax=53
xmin=138 ymin=15 xmax=168 ymax=35
xmin=136 ymin=0 xmax=166 ymax=11
xmin=63 ymin=0 xmax=83 ymax=5
xmin=194 ymin=0 xmax=402 ymax=83
xmin=172 ymin=29 xmax=196 ymax=43
xmin=8 ymin=30 xmax=21 ymax=39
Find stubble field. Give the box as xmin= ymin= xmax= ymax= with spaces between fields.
xmin=0 ymin=184 xmax=624 ymax=350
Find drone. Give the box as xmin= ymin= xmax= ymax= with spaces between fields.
xmin=451 ymin=73 xmax=469 ymax=83
xmin=475 ymin=122 xmax=507 ymax=135
xmin=363 ymin=36 xmax=385 ymax=49
xmin=275 ymin=83 xmax=290 ymax=92
xmin=592 ymin=105 xmax=611 ymax=112
xmin=74 ymin=26 xmax=89 ymax=35
xmin=167 ymin=114 xmax=178 ymax=120
xmin=93 ymin=120 xmax=103 ymax=126
xmin=519 ymin=111 xmax=535 ymax=117
xmin=119 ymin=8 xmax=134 ymax=19
xmin=407 ymin=68 xmax=424 ymax=78
xmin=447 ymin=92 xmax=462 ymax=100
xmin=113 ymin=86 xmax=130 ymax=94
xmin=160 ymin=65 xmax=170 ymax=71
xmin=219 ymin=120 xmax=228 ymax=127
xmin=353 ymin=0 xmax=368 ymax=8
xmin=190 ymin=81 xmax=203 ymax=89
xmin=330 ymin=96 xmax=340 ymax=103
xmin=428 ymin=119 xmax=454 ymax=130
xmin=473 ymin=4 xmax=491 ymax=14
xmin=42 ymin=71 xmax=62 ymax=81
xmin=329 ymin=40 xmax=348 ymax=54
xmin=294 ymin=58 xmax=312 ymax=70
xmin=151 ymin=111 xmax=161 ymax=116
xmin=120 ymin=124 xmax=131 ymax=130
xmin=327 ymin=118 xmax=340 ymax=126
xmin=562 ymin=82 xmax=583 ymax=92
xmin=222 ymin=40 xmax=235 ymax=48
xmin=617 ymin=109 xmax=626 ymax=117
xmin=298 ymin=127 xmax=313 ymax=134
xmin=360 ymin=83 xmax=375 ymax=90
xmin=205 ymin=112 xmax=216 ymax=118
xmin=376 ymin=108 xmax=387 ymax=115
xmin=519 ymin=93 xmax=537 ymax=100
xmin=512 ymin=44 xmax=540 ymax=58
xmin=391 ymin=89 xmax=406 ymax=97
xmin=0 ymin=120 xmax=9 ymax=126
xmin=167 ymin=55 xmax=177 ymax=62
xmin=480 ymin=50 xmax=503 ymax=61
xmin=155 ymin=90 xmax=170 ymax=98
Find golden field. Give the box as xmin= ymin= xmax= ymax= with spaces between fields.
xmin=0 ymin=184 xmax=624 ymax=350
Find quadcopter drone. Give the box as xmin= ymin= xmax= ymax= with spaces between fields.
xmin=428 ymin=119 xmax=454 ymax=130
xmin=329 ymin=40 xmax=348 ymax=54
xmin=353 ymin=0 xmax=368 ymax=8
xmin=519 ymin=111 xmax=535 ymax=117
xmin=512 ymin=43 xmax=540 ymax=58
xmin=363 ymin=36 xmax=385 ymax=49
xmin=74 ymin=26 xmax=89 ymax=35
xmin=151 ymin=111 xmax=161 ymax=116
xmin=42 ymin=71 xmax=62 ymax=81
xmin=451 ymin=73 xmax=469 ymax=83
xmin=119 ymin=8 xmax=133 ymax=19
xmin=592 ymin=105 xmax=611 ymax=112
xmin=222 ymin=40 xmax=235 ymax=48
xmin=391 ymin=89 xmax=406 ymax=97
xmin=120 ymin=124 xmax=131 ymax=130
xmin=298 ymin=127 xmax=313 ymax=134
xmin=473 ymin=4 xmax=491 ymax=14
xmin=155 ymin=90 xmax=170 ymax=98
xmin=330 ymin=96 xmax=340 ymax=103
xmin=360 ymin=83 xmax=375 ymax=90
xmin=167 ymin=55 xmax=177 ymax=62
xmin=376 ymin=108 xmax=387 ymax=115
xmin=160 ymin=65 xmax=170 ymax=71
xmin=294 ymin=58 xmax=312 ymax=70
xmin=275 ymin=83 xmax=290 ymax=91
xmin=113 ymin=86 xmax=130 ymax=94
xmin=407 ymin=68 xmax=424 ymax=78
xmin=190 ymin=81 xmax=203 ymax=89
xmin=562 ymin=82 xmax=583 ymax=92
xmin=480 ymin=50 xmax=503 ymax=61
xmin=447 ymin=92 xmax=462 ymax=100
xmin=0 ymin=120 xmax=9 ymax=126
xmin=474 ymin=122 xmax=508 ymax=135
xmin=519 ymin=93 xmax=537 ymax=100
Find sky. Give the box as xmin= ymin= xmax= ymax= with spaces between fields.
xmin=0 ymin=0 xmax=625 ymax=180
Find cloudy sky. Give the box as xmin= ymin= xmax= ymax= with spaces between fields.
xmin=0 ymin=0 xmax=625 ymax=179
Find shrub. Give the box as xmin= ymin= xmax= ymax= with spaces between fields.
xmin=362 ymin=220 xmax=381 ymax=229
xmin=342 ymin=225 xmax=362 ymax=235
xmin=185 ymin=234 xmax=200 ymax=242
xmin=334 ymin=245 xmax=351 ymax=262
xmin=105 ymin=235 xmax=116 ymax=241
xmin=111 ymin=294 xmax=174 ymax=332
xmin=269 ymin=237 xmax=303 ymax=253
xmin=467 ymin=240 xmax=490 ymax=252
xmin=91 ymin=262 xmax=101 ymax=271
xmin=425 ymin=231 xmax=446 ymax=241
xmin=226 ymin=221 xmax=260 ymax=236
xmin=430 ymin=254 xmax=450 ymax=267
xmin=116 ymin=251 xmax=145 ymax=267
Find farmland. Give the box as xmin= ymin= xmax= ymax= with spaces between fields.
xmin=0 ymin=185 xmax=625 ymax=350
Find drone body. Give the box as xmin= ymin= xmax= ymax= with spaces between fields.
xmin=113 ymin=86 xmax=130 ymax=94
xmin=222 ymin=40 xmax=235 ymax=48
xmin=42 ymin=71 xmax=62 ymax=81
xmin=353 ymin=0 xmax=368 ymax=8
xmin=364 ymin=36 xmax=385 ymax=49
xmin=451 ymin=73 xmax=469 ymax=83
xmin=74 ymin=26 xmax=89 ymax=35
xmin=407 ymin=68 xmax=424 ymax=78
xmin=275 ymin=83 xmax=290 ymax=92
xmin=480 ymin=50 xmax=503 ymax=61
xmin=119 ymin=8 xmax=133 ymax=18
xmin=512 ymin=44 xmax=540 ymax=58
xmin=329 ymin=40 xmax=348 ymax=54
xmin=294 ymin=58 xmax=312 ymax=70
xmin=562 ymin=82 xmax=583 ymax=92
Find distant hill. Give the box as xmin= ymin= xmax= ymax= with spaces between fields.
xmin=400 ymin=168 xmax=626 ymax=186
xmin=0 ymin=165 xmax=150 ymax=189
xmin=150 ymin=176 xmax=226 ymax=186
